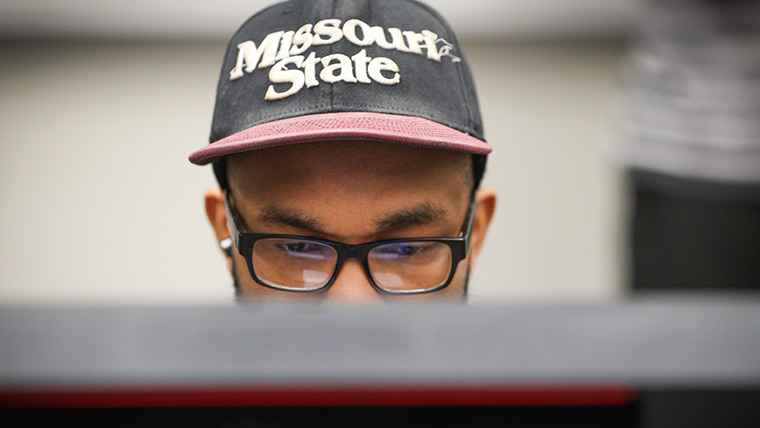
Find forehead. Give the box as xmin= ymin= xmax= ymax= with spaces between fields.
xmin=226 ymin=140 xmax=470 ymax=204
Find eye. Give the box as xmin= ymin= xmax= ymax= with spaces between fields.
xmin=256 ymin=238 xmax=337 ymax=264
xmin=279 ymin=242 xmax=325 ymax=254
xmin=376 ymin=243 xmax=429 ymax=258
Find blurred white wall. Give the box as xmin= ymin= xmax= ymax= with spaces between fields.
xmin=0 ymin=0 xmax=632 ymax=40
xmin=467 ymin=41 xmax=628 ymax=303
xmin=0 ymin=38 xmax=627 ymax=304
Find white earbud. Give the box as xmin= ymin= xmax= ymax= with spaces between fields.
xmin=220 ymin=237 xmax=232 ymax=256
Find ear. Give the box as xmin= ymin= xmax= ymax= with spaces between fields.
xmin=468 ymin=187 xmax=497 ymax=271
xmin=204 ymin=188 xmax=233 ymax=273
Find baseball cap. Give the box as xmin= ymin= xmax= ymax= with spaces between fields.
xmin=188 ymin=0 xmax=491 ymax=167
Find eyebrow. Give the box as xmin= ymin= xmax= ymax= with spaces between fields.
xmin=256 ymin=206 xmax=326 ymax=233
xmin=374 ymin=203 xmax=449 ymax=231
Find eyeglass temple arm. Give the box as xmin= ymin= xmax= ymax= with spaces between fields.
xmin=462 ymin=194 xmax=478 ymax=252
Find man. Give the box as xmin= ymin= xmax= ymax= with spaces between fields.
xmin=189 ymin=0 xmax=496 ymax=301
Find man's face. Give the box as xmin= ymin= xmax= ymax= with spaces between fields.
xmin=205 ymin=140 xmax=495 ymax=302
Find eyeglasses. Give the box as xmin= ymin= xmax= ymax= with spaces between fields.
xmin=223 ymin=192 xmax=476 ymax=295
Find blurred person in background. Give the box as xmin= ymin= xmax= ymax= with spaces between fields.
xmin=624 ymin=0 xmax=760 ymax=290
xmin=189 ymin=0 xmax=496 ymax=302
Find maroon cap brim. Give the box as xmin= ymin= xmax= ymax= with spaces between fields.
xmin=189 ymin=112 xmax=491 ymax=165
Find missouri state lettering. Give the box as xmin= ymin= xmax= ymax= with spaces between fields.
xmin=228 ymin=18 xmax=460 ymax=101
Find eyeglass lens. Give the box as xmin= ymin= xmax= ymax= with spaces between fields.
xmin=253 ymin=238 xmax=338 ymax=290
xmin=367 ymin=242 xmax=452 ymax=291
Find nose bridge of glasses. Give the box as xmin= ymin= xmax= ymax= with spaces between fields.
xmin=338 ymin=243 xmax=368 ymax=260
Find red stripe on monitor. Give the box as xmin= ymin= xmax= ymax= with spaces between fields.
xmin=0 ymin=383 xmax=635 ymax=408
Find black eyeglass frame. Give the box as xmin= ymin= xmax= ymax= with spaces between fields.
xmin=224 ymin=192 xmax=476 ymax=295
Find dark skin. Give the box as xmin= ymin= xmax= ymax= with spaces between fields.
xmin=205 ymin=140 xmax=496 ymax=302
